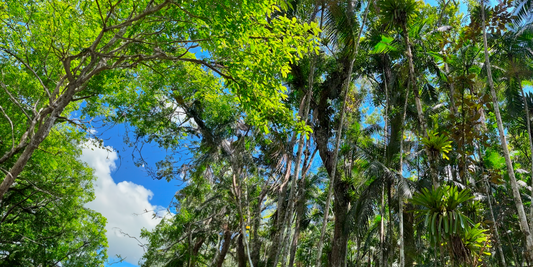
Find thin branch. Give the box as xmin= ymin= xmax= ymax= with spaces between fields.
xmin=72 ymin=93 xmax=98 ymax=102
xmin=0 ymin=48 xmax=51 ymax=99
xmin=0 ymin=105 xmax=15 ymax=153
xmin=95 ymin=0 xmax=106 ymax=28
xmin=0 ymin=80 xmax=32 ymax=121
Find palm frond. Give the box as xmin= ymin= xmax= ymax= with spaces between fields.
xmin=513 ymin=0 xmax=533 ymax=26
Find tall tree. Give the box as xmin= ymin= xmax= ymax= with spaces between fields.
xmin=314 ymin=1 xmax=369 ymax=266
xmin=480 ymin=0 xmax=533 ymax=262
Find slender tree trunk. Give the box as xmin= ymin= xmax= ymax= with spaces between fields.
xmin=289 ymin=198 xmax=304 ymax=267
xmin=445 ymin=62 xmax=458 ymax=115
xmin=504 ymin=227 xmax=522 ymax=266
xmin=269 ymin=92 xmax=309 ymax=266
xmin=252 ymin=190 xmax=267 ymax=267
xmin=289 ymin=147 xmax=317 ymax=267
xmin=286 ymin=5 xmax=325 ymax=264
xmin=380 ymin=186 xmax=386 ymax=266
xmin=520 ymin=84 xmax=533 ymax=233
xmin=276 ymin=30 xmax=320 ymax=267
xmin=315 ymin=3 xmax=370 ymax=266
xmin=480 ymin=1 xmax=533 ymax=261
xmin=233 ymin=171 xmax=254 ymax=267
xmin=474 ymin=139 xmax=506 ymax=266
xmin=398 ymin=70 xmax=410 ymax=267
xmin=382 ymin=63 xmax=391 ymax=267
xmin=401 ymin=23 xmax=439 ymax=188
xmin=486 ymin=179 xmax=507 ymax=266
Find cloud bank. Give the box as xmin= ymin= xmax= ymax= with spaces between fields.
xmin=80 ymin=143 xmax=165 ymax=265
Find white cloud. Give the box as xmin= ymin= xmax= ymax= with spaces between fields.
xmin=80 ymin=142 xmax=167 ymax=266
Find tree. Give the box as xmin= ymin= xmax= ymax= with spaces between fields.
xmin=5 ymin=0 xmax=531 ymax=266
xmin=0 ymin=0 xmax=317 ymax=200
xmin=479 ymin=0 xmax=533 ymax=261
xmin=0 ymin=127 xmax=107 ymax=266
xmin=411 ymin=185 xmax=490 ymax=265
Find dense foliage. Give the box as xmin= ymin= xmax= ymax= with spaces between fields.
xmin=1 ymin=0 xmax=533 ymax=266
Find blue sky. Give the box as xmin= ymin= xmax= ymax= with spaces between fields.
xmin=78 ymin=121 xmax=182 ymax=266
xmin=93 ymin=123 xmax=180 ymax=207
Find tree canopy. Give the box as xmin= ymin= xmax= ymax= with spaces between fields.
xmin=2 ymin=0 xmax=533 ymax=266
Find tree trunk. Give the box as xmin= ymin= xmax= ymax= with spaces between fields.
xmin=190 ymin=236 xmax=205 ymax=267
xmin=277 ymin=39 xmax=318 ymax=267
xmin=289 ymin=146 xmax=316 ymax=267
xmin=252 ymin=191 xmax=266 ymax=267
xmin=398 ymin=69 xmax=411 ymax=267
xmin=379 ymin=185 xmax=386 ymax=267
xmin=267 ymin=157 xmax=293 ymax=266
xmin=401 ymin=23 xmax=439 ymax=188
xmin=289 ymin=185 xmax=304 ymax=267
xmin=237 ymin=233 xmax=247 ymax=267
xmin=0 ymin=83 xmax=78 ymax=199
xmin=330 ymin=180 xmax=351 ymax=267
xmin=215 ymin=227 xmax=233 ymax=267
xmin=480 ymin=1 xmax=533 ymax=261
xmin=404 ymin=203 xmax=416 ymax=266
xmin=445 ymin=62 xmax=458 ymax=115
xmin=486 ymin=180 xmax=507 ymax=266
xmin=520 ymin=84 xmax=533 ymax=233
xmin=315 ymin=3 xmax=370 ymax=266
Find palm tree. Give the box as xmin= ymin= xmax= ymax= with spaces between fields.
xmin=378 ymin=0 xmax=440 ymax=188
xmin=496 ymin=11 xmax=533 ymax=234
xmin=410 ymin=186 xmax=490 ymax=265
